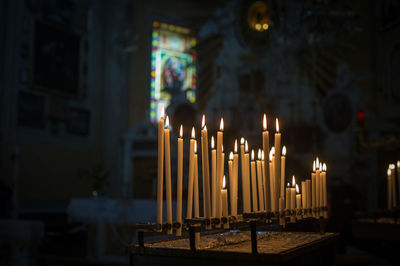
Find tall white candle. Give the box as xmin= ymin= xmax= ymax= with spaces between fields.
xmin=281 ymin=146 xmax=286 ymax=199
xmin=233 ymin=140 xmax=239 ymax=216
xmin=194 ymin=142 xmax=199 ymax=219
xmin=211 ymin=136 xmax=216 ymax=217
xmin=176 ymin=125 xmax=183 ymax=236
xmin=397 ymin=161 xmax=400 ymax=207
xmin=269 ymin=148 xmax=275 ymax=212
xmin=219 ymin=146 xmax=225 ymax=217
xmin=290 ymin=176 xmax=296 ymax=222
xmin=279 ymin=197 xmax=285 ymax=226
xmin=322 ymin=163 xmax=328 ymax=218
xmin=156 ymin=108 xmax=165 ymax=229
xmin=221 ymin=176 xmax=229 ymax=229
xmin=250 ymin=150 xmax=258 ymax=212
xmin=261 ymin=151 xmax=266 ymax=210
xmin=216 ymin=119 xmax=224 ymax=222
xmin=274 ymin=119 xmax=281 ymax=211
xmin=228 ymin=152 xmax=234 ymax=215
xmin=301 ymin=181 xmax=306 ymax=219
xmin=285 ymin=182 xmax=291 ymax=212
xmin=262 ymin=114 xmax=270 ymax=211
xmin=296 ymin=184 xmax=302 ymax=220
xmin=257 ymin=150 xmax=265 ymax=211
xmin=319 ymin=162 xmax=323 ymax=216
xmin=388 ymin=168 xmax=392 ymax=209
xmin=311 ymin=161 xmax=316 ymax=217
xmin=390 ymin=164 xmax=396 ymax=208
xmin=164 ymin=116 xmax=172 ymax=234
xmin=186 ymin=127 xmax=196 ymax=219
xmin=316 ymin=158 xmax=321 ymax=217
xmin=201 ymin=115 xmax=211 ymax=221
xmin=306 ymin=179 xmax=311 ymax=217
xmin=244 ymin=141 xmax=251 ymax=213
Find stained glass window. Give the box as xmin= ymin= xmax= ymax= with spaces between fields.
xmin=150 ymin=21 xmax=197 ymax=123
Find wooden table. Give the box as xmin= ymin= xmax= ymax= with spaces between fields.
xmin=130 ymin=231 xmax=339 ymax=266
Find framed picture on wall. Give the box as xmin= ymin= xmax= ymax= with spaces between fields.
xmin=67 ymin=107 xmax=90 ymax=136
xmin=31 ymin=19 xmax=83 ymax=98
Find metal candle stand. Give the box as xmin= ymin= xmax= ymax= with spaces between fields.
xmin=135 ymin=207 xmax=328 ymax=254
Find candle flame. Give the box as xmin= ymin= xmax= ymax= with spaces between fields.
xmin=261 ymin=151 xmax=264 ymax=161
xmin=398 ymin=161 xmax=400 ymax=167
xmin=271 ymin=146 xmax=275 ymax=155
xmin=292 ymin=175 xmax=296 ymax=187
xmin=263 ymin=114 xmax=267 ymax=130
xmin=229 ymin=152 xmax=233 ymax=160
xmin=202 ymin=114 xmax=206 ymax=128
xmin=296 ymin=184 xmax=299 ymax=194
xmin=389 ymin=164 xmax=395 ymax=169
xmin=194 ymin=141 xmax=197 ymax=153
xmin=313 ymin=160 xmax=316 ymax=172
xmin=282 ymin=146 xmax=286 ymax=156
xmin=388 ymin=169 xmax=391 ymax=176
xmin=323 ymin=163 xmax=327 ymax=171
xmin=204 ymin=125 xmax=207 ymax=131
xmin=276 ymin=118 xmax=279 ymax=132
xmin=165 ymin=116 xmax=170 ymax=128
xmin=222 ymin=175 xmax=226 ymax=189
xmin=240 ymin=137 xmax=245 ymax=145
xmin=179 ymin=125 xmax=183 ymax=138
xmin=258 ymin=149 xmax=262 ymax=160
xmin=251 ymin=150 xmax=255 ymax=160
xmin=211 ymin=136 xmax=215 ymax=149
xmin=219 ymin=118 xmax=224 ymax=131
xmin=287 ymin=182 xmax=291 ymax=188
xmin=191 ymin=127 xmax=195 ymax=139
xmin=245 ymin=140 xmax=248 ymax=152
xmin=316 ymin=157 xmax=319 ymax=168
xmin=269 ymin=149 xmax=273 ymax=161
xmin=222 ymin=145 xmax=224 ymax=152
xmin=160 ymin=106 xmax=165 ymax=119
xmin=319 ymin=163 xmax=322 ymax=170
xmin=234 ymin=139 xmax=238 ymax=153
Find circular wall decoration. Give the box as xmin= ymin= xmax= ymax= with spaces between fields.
xmin=323 ymin=93 xmax=352 ymax=133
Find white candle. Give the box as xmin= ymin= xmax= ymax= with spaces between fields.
xmin=250 ymin=150 xmax=258 ymax=212
xmin=176 ymin=125 xmax=183 ymax=236
xmin=201 ymin=115 xmax=211 ymax=221
xmin=244 ymin=141 xmax=251 ymax=213
xmin=257 ymin=150 xmax=265 ymax=211
xmin=301 ymin=181 xmax=306 ymax=219
xmin=164 ymin=116 xmax=172 ymax=234
xmin=279 ymin=197 xmax=285 ymax=226
xmin=219 ymin=146 xmax=225 ymax=218
xmin=194 ymin=141 xmax=199 ymax=219
xmin=216 ymin=119 xmax=224 ymax=222
xmin=311 ymin=160 xmax=316 ymax=217
xmin=262 ymin=114 xmax=270 ymax=211
xmin=290 ymin=176 xmax=296 ymax=222
xmin=157 ymin=108 xmax=165 ymax=228
xmin=261 ymin=151 xmax=266 ymax=210
xmin=211 ymin=136 xmax=216 ymax=217
xmin=221 ymin=176 xmax=229 ymax=229
xmin=285 ymin=182 xmax=291 ymax=218
xmin=269 ymin=148 xmax=275 ymax=212
xmin=296 ymin=184 xmax=302 ymax=220
xmin=228 ymin=152 xmax=234 ymax=215
xmin=322 ymin=163 xmax=328 ymax=218
xmin=186 ymin=127 xmax=195 ymax=219
xmin=390 ymin=164 xmax=396 ymax=208
xmin=274 ymin=119 xmax=281 ymax=211
xmin=319 ymin=162 xmax=323 ymax=216
xmin=388 ymin=168 xmax=392 ymax=209
xmin=281 ymin=146 xmax=286 ymax=199
xmin=233 ymin=140 xmax=239 ymax=216
xmin=397 ymin=161 xmax=400 ymax=207
xmin=240 ymin=138 xmax=246 ymax=213
xmin=306 ymin=179 xmax=311 ymax=217
xmin=315 ymin=158 xmax=320 ymax=217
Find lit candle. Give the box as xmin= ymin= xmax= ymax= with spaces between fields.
xmin=211 ymin=136 xmax=216 ymax=217
xmin=388 ymin=168 xmax=392 ymax=209
xmin=216 ymin=119 xmax=224 ymax=222
xmin=316 ymin=158 xmax=320 ymax=217
xmin=322 ymin=163 xmax=328 ymax=218
xmin=261 ymin=151 xmax=266 ymax=210
xmin=176 ymin=125 xmax=183 ymax=236
xmin=301 ymin=181 xmax=306 ymax=219
xmin=250 ymin=150 xmax=258 ymax=212
xmin=390 ymin=164 xmax=396 ymax=208
xmin=157 ymin=108 xmax=165 ymax=229
xmin=186 ymin=127 xmax=195 ymax=219
xmin=201 ymin=115 xmax=211 ymax=221
xmin=311 ymin=161 xmax=316 ymax=217
xmin=319 ymin=162 xmax=323 ymax=216
xmin=244 ymin=141 xmax=251 ymax=213
xmin=397 ymin=161 xmax=400 ymax=207
xmin=281 ymin=146 xmax=286 ymax=199
xmin=233 ymin=140 xmax=239 ymax=216
xmin=229 ymin=152 xmax=234 ymax=215
xmin=194 ymin=141 xmax=199 ymax=219
xmin=285 ymin=182 xmax=291 ymax=218
xmin=262 ymin=114 xmax=270 ymax=211
xmin=269 ymin=148 xmax=276 ymax=212
xmin=219 ymin=145 xmax=225 ymax=218
xmin=164 ymin=116 xmax=172 ymax=234
xmin=290 ymin=176 xmax=296 ymax=222
xmin=257 ymin=149 xmax=265 ymax=211
xmin=306 ymin=179 xmax=311 ymax=217
xmin=221 ymin=175 xmax=229 ymax=229
xmin=274 ymin=118 xmax=282 ymax=211
xmin=296 ymin=184 xmax=302 ymax=220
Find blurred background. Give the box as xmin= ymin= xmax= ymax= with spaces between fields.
xmin=0 ymin=0 xmax=399 ymax=265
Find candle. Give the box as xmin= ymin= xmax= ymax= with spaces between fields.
xmin=279 ymin=197 xmax=285 ymax=226
xmin=157 ymin=108 xmax=165 ymax=228
xmin=216 ymin=119 xmax=224 ymax=222
xmin=285 ymin=182 xmax=291 ymax=217
xmin=262 ymin=114 xmax=270 ymax=211
xmin=269 ymin=148 xmax=276 ymax=212
xmin=257 ymin=150 xmax=265 ymax=211
xmin=321 ymin=163 xmax=328 ymax=218
xmin=229 ymin=152 xmax=234 ymax=215
xmin=244 ymin=141 xmax=251 ymax=213
xmin=211 ymin=136 xmax=217 ymax=217
xmin=319 ymin=162 xmax=323 ymax=216
xmin=274 ymin=118 xmax=282 ymax=210
xmin=201 ymin=115 xmax=211 ymax=221
xmin=311 ymin=161 xmax=316 ymax=217
xmin=164 ymin=116 xmax=172 ymax=234
xmin=290 ymin=176 xmax=296 ymax=222
xmin=390 ymin=164 xmax=396 ymax=208
xmin=261 ymin=151 xmax=266 ymax=210
xmin=221 ymin=176 xmax=229 ymax=229
xmin=306 ymin=179 xmax=311 ymax=217
xmin=301 ymin=181 xmax=306 ymax=219
xmin=250 ymin=150 xmax=258 ymax=212
xmin=176 ymin=125 xmax=183 ymax=236
xmin=296 ymin=184 xmax=302 ymax=220
xmin=397 ymin=161 xmax=400 ymax=207
xmin=219 ymin=146 xmax=225 ymax=218
xmin=281 ymin=146 xmax=286 ymax=199
xmin=388 ymin=168 xmax=392 ymax=209
xmin=186 ymin=127 xmax=196 ymax=219
xmin=233 ymin=140 xmax=239 ymax=216
xmin=194 ymin=141 xmax=199 ymax=219
xmin=316 ymin=158 xmax=321 ymax=217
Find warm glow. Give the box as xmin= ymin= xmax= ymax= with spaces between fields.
xmin=229 ymin=152 xmax=233 ymax=160
xmin=211 ymin=136 xmax=215 ymax=149
xmin=271 ymin=146 xmax=275 ymax=156
xmin=191 ymin=127 xmax=195 ymax=139
xmin=194 ymin=141 xmax=197 ymax=153
xmin=263 ymin=23 xmax=269 ymax=30
xmin=316 ymin=157 xmax=319 ymax=169
xmin=387 ymin=169 xmax=391 ymax=176
xmin=234 ymin=139 xmax=238 ymax=153
xmin=282 ymin=146 xmax=286 ymax=156
xmin=261 ymin=151 xmax=264 ymax=161
xmin=219 ymin=118 xmax=224 ymax=131
xmin=398 ymin=161 xmax=400 ymax=168
xmin=202 ymin=114 xmax=206 ymax=129
xmin=222 ymin=175 xmax=226 ymax=189
xmin=179 ymin=125 xmax=183 ymax=138
xmin=263 ymin=114 xmax=267 ymax=130
xmin=296 ymin=184 xmax=299 ymax=194
xmin=276 ymin=118 xmax=279 ymax=132
xmin=251 ymin=150 xmax=255 ymax=160
xmin=389 ymin=164 xmax=395 ymax=169
xmin=165 ymin=116 xmax=170 ymax=128
xmin=269 ymin=149 xmax=273 ymax=161
xmin=319 ymin=163 xmax=322 ymax=170
xmin=222 ymin=145 xmax=224 ymax=152
xmin=287 ymin=182 xmax=291 ymax=188
xmin=313 ymin=160 xmax=316 ymax=172
xmin=240 ymin=137 xmax=245 ymax=145
xmin=160 ymin=107 xmax=165 ymax=120
xmin=258 ymin=149 xmax=262 ymax=160
xmin=323 ymin=163 xmax=327 ymax=172
xmin=292 ymin=176 xmax=296 ymax=187
xmin=245 ymin=140 xmax=248 ymax=153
